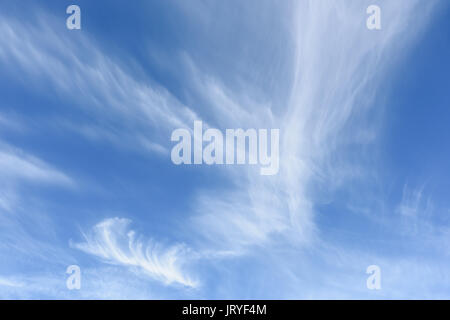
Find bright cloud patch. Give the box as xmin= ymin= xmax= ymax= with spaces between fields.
xmin=72 ymin=218 xmax=197 ymax=288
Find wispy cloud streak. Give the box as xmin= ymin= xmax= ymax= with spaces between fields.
xmin=190 ymin=0 xmax=439 ymax=253
xmin=72 ymin=218 xmax=197 ymax=288
xmin=0 ymin=12 xmax=198 ymax=156
xmin=0 ymin=143 xmax=72 ymax=186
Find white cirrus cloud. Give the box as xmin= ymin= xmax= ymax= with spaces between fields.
xmin=0 ymin=11 xmax=199 ymax=157
xmin=71 ymin=218 xmax=198 ymax=288
xmin=0 ymin=146 xmax=73 ymax=186
xmin=187 ymin=0 xmax=439 ymax=254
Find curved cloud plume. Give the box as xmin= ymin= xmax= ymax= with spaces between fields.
xmin=72 ymin=218 xmax=197 ymax=288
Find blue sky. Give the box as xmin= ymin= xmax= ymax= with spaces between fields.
xmin=0 ymin=0 xmax=449 ymax=299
